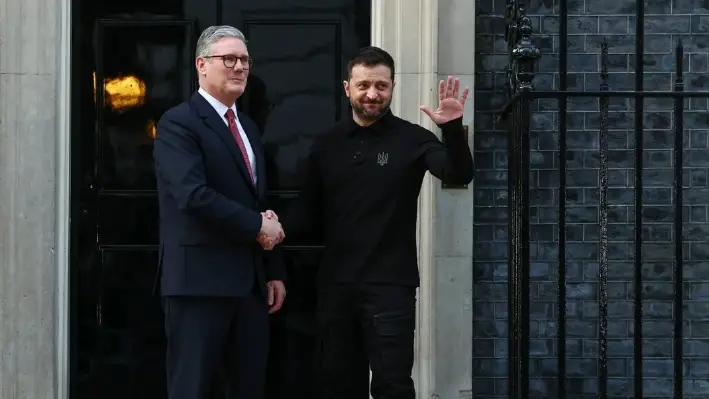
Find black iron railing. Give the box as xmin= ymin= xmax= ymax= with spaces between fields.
xmin=500 ymin=0 xmax=703 ymax=397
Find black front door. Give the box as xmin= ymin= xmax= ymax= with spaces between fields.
xmin=69 ymin=1 xmax=370 ymax=398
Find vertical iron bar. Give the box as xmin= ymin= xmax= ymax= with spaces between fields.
xmin=598 ymin=40 xmax=610 ymax=399
xmin=505 ymin=2 xmax=520 ymax=395
xmin=508 ymin=9 xmax=538 ymax=397
xmin=508 ymin=93 xmax=528 ymax=398
xmin=672 ymin=39 xmax=684 ymax=399
xmin=519 ymin=93 xmax=531 ymax=399
xmin=633 ymin=2 xmax=645 ymax=397
xmin=557 ymin=0 xmax=569 ymax=395
xmin=507 ymin=95 xmax=521 ymax=398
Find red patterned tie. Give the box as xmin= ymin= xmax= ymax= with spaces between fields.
xmin=225 ymin=109 xmax=255 ymax=184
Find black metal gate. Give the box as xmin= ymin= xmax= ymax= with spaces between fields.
xmin=501 ymin=1 xmax=709 ymax=398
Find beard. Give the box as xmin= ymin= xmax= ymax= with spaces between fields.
xmin=351 ymin=99 xmax=390 ymax=122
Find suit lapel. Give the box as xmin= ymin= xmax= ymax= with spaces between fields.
xmin=191 ymin=93 xmax=257 ymax=196
xmin=238 ymin=110 xmax=267 ymax=197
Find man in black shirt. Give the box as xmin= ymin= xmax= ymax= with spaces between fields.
xmin=264 ymin=46 xmax=474 ymax=399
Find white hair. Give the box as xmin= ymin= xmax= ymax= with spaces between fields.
xmin=196 ymin=25 xmax=246 ymax=58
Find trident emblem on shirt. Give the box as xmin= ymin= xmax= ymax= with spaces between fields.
xmin=377 ymin=152 xmax=388 ymax=166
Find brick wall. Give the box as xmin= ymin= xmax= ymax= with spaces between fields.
xmin=473 ymin=0 xmax=709 ymax=397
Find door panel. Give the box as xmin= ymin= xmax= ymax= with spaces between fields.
xmin=266 ymin=249 xmax=323 ymax=399
xmin=73 ymin=16 xmax=197 ymax=398
xmin=70 ymin=0 xmax=370 ymax=398
xmin=243 ymin=22 xmax=342 ymax=189
xmin=96 ymin=21 xmax=195 ymax=191
xmin=95 ymin=248 xmax=164 ymax=398
xmin=97 ymin=195 xmax=159 ymax=245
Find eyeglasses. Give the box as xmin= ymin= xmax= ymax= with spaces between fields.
xmin=204 ymin=54 xmax=254 ymax=69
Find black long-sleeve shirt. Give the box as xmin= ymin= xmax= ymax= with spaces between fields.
xmin=283 ymin=110 xmax=474 ymax=287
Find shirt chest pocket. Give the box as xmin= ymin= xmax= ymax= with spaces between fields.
xmin=361 ymin=150 xmax=413 ymax=183
xmin=326 ymin=151 xmax=400 ymax=181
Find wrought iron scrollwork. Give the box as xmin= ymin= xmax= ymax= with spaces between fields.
xmin=504 ymin=0 xmax=540 ymax=99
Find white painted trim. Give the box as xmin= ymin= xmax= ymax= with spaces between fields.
xmin=371 ymin=1 xmax=438 ymax=398
xmin=414 ymin=2 xmax=439 ymax=396
xmin=55 ymin=0 xmax=72 ymax=396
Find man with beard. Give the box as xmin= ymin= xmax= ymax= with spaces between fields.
xmin=263 ymin=46 xmax=474 ymax=399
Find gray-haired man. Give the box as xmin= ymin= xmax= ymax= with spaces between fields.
xmin=153 ymin=25 xmax=287 ymax=399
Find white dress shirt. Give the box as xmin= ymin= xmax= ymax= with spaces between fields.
xmin=198 ymin=87 xmax=257 ymax=184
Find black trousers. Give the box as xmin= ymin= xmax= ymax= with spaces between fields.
xmin=163 ymin=285 xmax=269 ymax=399
xmin=317 ymin=283 xmax=416 ymax=399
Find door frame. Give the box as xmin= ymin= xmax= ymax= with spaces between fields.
xmin=54 ymin=1 xmax=439 ymax=397
xmin=370 ymin=1 xmax=439 ymax=397
xmin=56 ymin=0 xmax=72 ymax=395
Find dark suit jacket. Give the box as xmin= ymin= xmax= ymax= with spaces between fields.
xmin=153 ymin=91 xmax=286 ymax=297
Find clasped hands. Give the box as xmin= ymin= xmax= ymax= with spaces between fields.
xmin=257 ymin=210 xmax=284 ymax=250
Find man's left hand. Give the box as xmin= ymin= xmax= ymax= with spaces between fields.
xmin=267 ymin=280 xmax=286 ymax=314
xmin=419 ymin=76 xmax=470 ymax=125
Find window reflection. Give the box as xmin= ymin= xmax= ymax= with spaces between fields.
xmin=94 ymin=73 xmax=148 ymax=111
xmin=240 ymin=23 xmax=341 ymax=190
xmin=96 ymin=22 xmax=194 ymax=190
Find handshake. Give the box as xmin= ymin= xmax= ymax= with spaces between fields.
xmin=257 ymin=210 xmax=285 ymax=250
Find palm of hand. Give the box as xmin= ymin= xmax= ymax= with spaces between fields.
xmin=428 ymin=98 xmax=464 ymax=124
xmin=420 ymin=76 xmax=470 ymax=125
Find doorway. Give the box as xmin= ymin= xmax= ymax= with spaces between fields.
xmin=69 ymin=0 xmax=371 ymax=397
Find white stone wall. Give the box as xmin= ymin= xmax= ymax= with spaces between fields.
xmin=434 ymin=0 xmax=475 ymax=397
xmin=373 ymin=0 xmax=475 ymax=397
xmin=0 ymin=0 xmax=70 ymax=397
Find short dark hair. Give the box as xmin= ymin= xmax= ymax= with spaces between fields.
xmin=347 ymin=46 xmax=395 ymax=81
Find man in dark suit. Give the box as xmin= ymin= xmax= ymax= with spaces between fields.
xmin=153 ymin=25 xmax=287 ymax=399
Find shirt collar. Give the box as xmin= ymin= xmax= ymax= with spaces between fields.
xmin=345 ymin=108 xmax=398 ymax=136
xmin=198 ymin=87 xmax=238 ymax=120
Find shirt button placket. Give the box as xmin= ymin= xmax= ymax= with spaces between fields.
xmin=354 ymin=138 xmax=364 ymax=159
